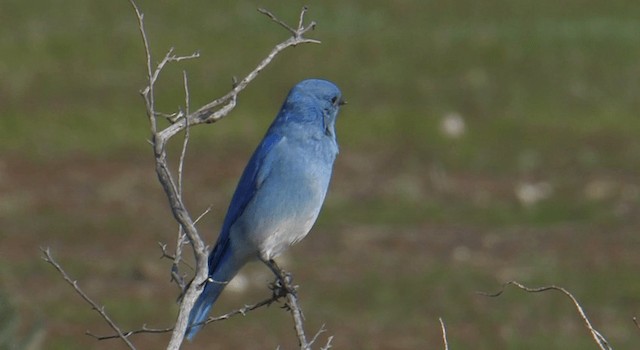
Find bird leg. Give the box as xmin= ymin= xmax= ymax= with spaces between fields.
xmin=262 ymin=258 xmax=298 ymax=300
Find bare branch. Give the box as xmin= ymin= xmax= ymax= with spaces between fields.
xmin=166 ymin=205 xmax=210 ymax=290
xmin=80 ymin=252 xmax=322 ymax=348
xmin=288 ymin=291 xmax=309 ymax=350
xmin=320 ymin=336 xmax=334 ymax=350
xmin=41 ymin=247 xmax=137 ymax=350
xmin=257 ymin=6 xmax=317 ymax=39
xmin=155 ymin=6 xmax=321 ymax=144
xmin=127 ymin=1 xmax=323 ymax=348
xmin=297 ymin=6 xmax=310 ymax=33
xmin=308 ymin=324 xmax=333 ymax=350
xmin=170 ymin=70 xmax=193 ymax=292
xmin=160 ymin=205 xmax=212 ymax=293
xmin=87 ymin=325 xmax=174 ymax=341
xmin=128 ymin=0 xmax=155 ymax=132
xmin=158 ymin=242 xmax=173 ymax=259
xmin=258 ymin=8 xmax=296 ymax=35
xmin=128 ymin=1 xmax=210 ymax=348
xmin=481 ymin=281 xmax=612 ymax=350
xmin=439 ymin=317 xmax=449 ymax=350
xmin=87 ymin=286 xmax=289 ymax=341
xmin=177 ymin=70 xmax=191 ymax=196
xmin=155 ymin=111 xmax=184 ymax=124
xmin=194 ymin=205 xmax=213 ymax=224
xmin=157 ymin=242 xmax=189 ymax=292
xmin=308 ymin=325 xmax=327 ymax=347
xmin=262 ymin=259 xmax=311 ymax=349
xmin=205 ymin=296 xmax=277 ymax=324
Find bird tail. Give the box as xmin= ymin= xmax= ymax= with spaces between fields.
xmin=185 ymin=254 xmax=243 ymax=340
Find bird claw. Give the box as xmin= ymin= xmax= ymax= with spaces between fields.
xmin=269 ymin=275 xmax=298 ymax=301
xmin=280 ymin=302 xmax=293 ymax=311
xmin=268 ymin=280 xmax=295 ymax=312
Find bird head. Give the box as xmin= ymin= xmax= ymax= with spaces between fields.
xmin=279 ymin=79 xmax=345 ymax=137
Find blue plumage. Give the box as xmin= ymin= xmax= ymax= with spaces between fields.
xmin=186 ymin=79 xmax=344 ymax=339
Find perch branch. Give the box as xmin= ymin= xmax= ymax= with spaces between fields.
xmin=86 ymin=279 xmax=293 ymax=341
xmin=263 ymin=259 xmax=311 ymax=349
xmin=80 ymin=258 xmax=324 ymax=350
xmin=481 ymin=281 xmax=612 ymax=350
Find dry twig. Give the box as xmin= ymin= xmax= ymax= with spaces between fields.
xmin=313 ymin=326 xmax=334 ymax=350
xmin=481 ymin=281 xmax=612 ymax=350
xmin=85 ymin=266 xmax=322 ymax=348
xmin=154 ymin=6 xmax=321 ymax=144
xmin=41 ymin=248 xmax=137 ymax=350
xmin=439 ymin=317 xmax=449 ymax=350
xmin=87 ymin=291 xmax=283 ymax=341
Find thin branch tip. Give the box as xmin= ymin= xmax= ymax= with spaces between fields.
xmin=43 ymin=247 xmax=136 ymax=349
xmin=483 ymin=281 xmax=612 ymax=350
xmin=439 ymin=317 xmax=449 ymax=350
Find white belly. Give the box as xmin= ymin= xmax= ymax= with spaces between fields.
xmin=230 ymin=148 xmax=332 ymax=261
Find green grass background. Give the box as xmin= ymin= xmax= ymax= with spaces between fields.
xmin=1 ymin=0 xmax=639 ymax=349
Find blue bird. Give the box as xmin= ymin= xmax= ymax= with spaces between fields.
xmin=186 ymin=79 xmax=345 ymax=340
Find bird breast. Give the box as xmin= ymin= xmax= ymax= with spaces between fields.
xmin=232 ymin=136 xmax=336 ymax=261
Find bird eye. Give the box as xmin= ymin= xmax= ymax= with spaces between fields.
xmin=331 ymin=95 xmax=346 ymax=106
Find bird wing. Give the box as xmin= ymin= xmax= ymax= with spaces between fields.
xmin=207 ymin=131 xmax=284 ymax=271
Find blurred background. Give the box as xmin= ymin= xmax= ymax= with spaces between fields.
xmin=1 ymin=0 xmax=639 ymax=349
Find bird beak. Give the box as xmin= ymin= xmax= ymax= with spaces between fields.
xmin=338 ymin=97 xmax=347 ymax=106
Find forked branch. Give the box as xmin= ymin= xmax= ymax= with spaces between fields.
xmin=126 ymin=0 xmax=322 ymax=348
xmin=155 ymin=6 xmax=321 ymax=146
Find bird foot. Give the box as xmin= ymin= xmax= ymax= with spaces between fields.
xmin=269 ymin=274 xmax=298 ymax=299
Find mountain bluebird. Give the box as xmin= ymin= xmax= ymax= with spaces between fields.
xmin=186 ymin=79 xmax=345 ymax=339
